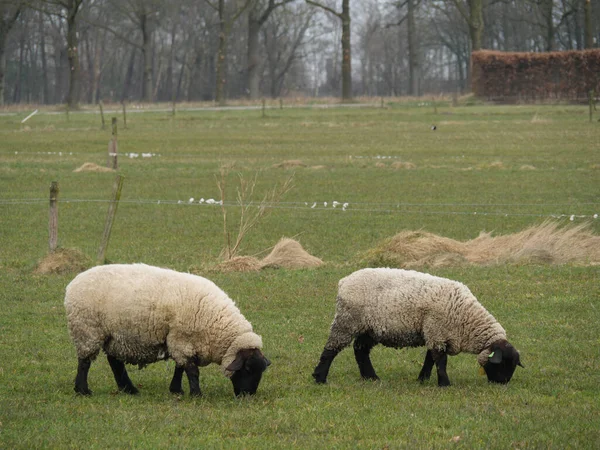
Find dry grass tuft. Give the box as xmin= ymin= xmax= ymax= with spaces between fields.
xmin=34 ymin=248 xmax=90 ymax=275
xmin=520 ymin=165 xmax=537 ymax=171
xmin=214 ymin=256 xmax=262 ymax=273
xmin=260 ymin=238 xmax=323 ymax=270
xmin=271 ymin=160 xmax=307 ymax=169
xmin=74 ymin=162 xmax=115 ymax=173
xmin=391 ymin=161 xmax=416 ymax=170
xmin=365 ymin=221 xmax=600 ymax=268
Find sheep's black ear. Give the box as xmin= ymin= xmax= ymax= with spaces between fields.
xmin=488 ymin=349 xmax=503 ymax=364
xmin=515 ymin=351 xmax=524 ymax=368
xmin=264 ymin=356 xmax=271 ymax=367
xmin=226 ymin=353 xmax=245 ymax=372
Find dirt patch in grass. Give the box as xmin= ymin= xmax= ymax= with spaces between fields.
xmin=365 ymin=220 xmax=600 ymax=268
xmin=74 ymin=162 xmax=115 ymax=173
xmin=34 ymin=248 xmax=91 ymax=274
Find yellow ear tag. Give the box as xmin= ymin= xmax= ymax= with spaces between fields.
xmin=479 ymin=366 xmax=486 ymax=376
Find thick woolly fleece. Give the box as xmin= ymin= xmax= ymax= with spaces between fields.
xmin=64 ymin=264 xmax=263 ymax=376
xmin=329 ymin=268 xmax=506 ymax=363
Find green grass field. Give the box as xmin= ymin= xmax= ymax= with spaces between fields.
xmin=1 ymin=101 xmax=599 ymax=448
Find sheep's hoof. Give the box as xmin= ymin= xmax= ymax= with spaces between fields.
xmin=312 ymin=373 xmax=327 ymax=384
xmin=121 ymin=385 xmax=139 ymax=395
xmin=361 ymin=375 xmax=379 ymax=381
xmin=189 ymin=390 xmax=202 ymax=397
xmin=437 ymin=380 xmax=451 ymax=387
xmin=170 ymin=388 xmax=184 ymax=395
xmin=74 ymin=387 xmax=93 ymax=396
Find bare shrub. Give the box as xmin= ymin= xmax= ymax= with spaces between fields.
xmin=217 ymin=168 xmax=294 ymax=260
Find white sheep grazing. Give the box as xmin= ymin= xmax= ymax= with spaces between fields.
xmin=312 ymin=268 xmax=523 ymax=386
xmin=64 ymin=264 xmax=270 ymax=397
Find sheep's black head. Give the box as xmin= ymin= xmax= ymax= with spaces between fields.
xmin=483 ymin=340 xmax=523 ymax=384
xmin=226 ymin=348 xmax=271 ymax=397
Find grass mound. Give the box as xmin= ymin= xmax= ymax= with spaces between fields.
xmin=74 ymin=162 xmax=114 ymax=173
xmin=34 ymin=248 xmax=90 ymax=274
xmin=365 ymin=220 xmax=600 ymax=268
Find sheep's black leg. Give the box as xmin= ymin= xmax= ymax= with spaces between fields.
xmin=418 ymin=350 xmax=435 ymax=382
xmin=431 ymin=350 xmax=451 ymax=387
xmin=312 ymin=319 xmax=354 ymax=384
xmin=169 ymin=365 xmax=185 ymax=395
xmin=184 ymin=362 xmax=201 ymax=397
xmin=74 ymin=357 xmax=93 ymax=395
xmin=353 ymin=334 xmax=379 ymax=380
xmin=107 ymin=354 xmax=139 ymax=394
xmin=312 ymin=348 xmax=340 ymax=384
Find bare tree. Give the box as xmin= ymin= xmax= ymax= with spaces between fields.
xmin=306 ymin=0 xmax=352 ymax=101
xmin=247 ymin=0 xmax=295 ymax=100
xmin=263 ymin=4 xmax=312 ymax=97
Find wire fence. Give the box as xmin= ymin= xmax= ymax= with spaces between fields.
xmin=1 ymin=197 xmax=598 ymax=220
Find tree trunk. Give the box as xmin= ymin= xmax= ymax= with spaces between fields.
xmin=13 ymin=32 xmax=24 ymax=103
xmin=407 ymin=0 xmax=420 ymax=96
xmin=340 ymin=0 xmax=352 ymax=101
xmin=121 ymin=48 xmax=136 ymax=102
xmin=468 ymin=0 xmax=483 ymax=51
xmin=584 ymin=0 xmax=593 ymax=49
xmin=542 ymin=0 xmax=555 ymax=51
xmin=247 ymin=9 xmax=261 ymax=100
xmin=0 ymin=33 xmax=6 ymax=106
xmin=215 ymin=0 xmax=227 ymax=105
xmin=65 ymin=0 xmax=82 ymax=108
xmin=141 ymin=13 xmax=153 ymax=102
xmin=39 ymin=11 xmax=50 ymax=104
xmin=0 ymin=5 xmax=21 ymax=106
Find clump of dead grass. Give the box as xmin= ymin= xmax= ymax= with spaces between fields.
xmin=212 ymin=238 xmax=323 ymax=272
xmin=74 ymin=162 xmax=114 ymax=173
xmin=391 ymin=161 xmax=416 ymax=170
xmin=260 ymin=238 xmax=323 ymax=269
xmin=364 ymin=220 xmax=600 ymax=268
xmin=271 ymin=160 xmax=307 ymax=169
xmin=214 ymin=256 xmax=262 ymax=273
xmin=34 ymin=248 xmax=91 ymax=275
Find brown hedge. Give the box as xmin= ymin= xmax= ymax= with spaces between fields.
xmin=471 ymin=49 xmax=600 ymax=102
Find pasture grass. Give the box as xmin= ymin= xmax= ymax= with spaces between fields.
xmin=1 ymin=101 xmax=599 ymax=448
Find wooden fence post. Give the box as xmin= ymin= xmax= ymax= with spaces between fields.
xmin=122 ymin=102 xmax=128 ymax=129
xmin=99 ymin=101 xmax=106 ymax=130
xmin=97 ymin=174 xmax=124 ymax=264
xmin=589 ymin=90 xmax=595 ymax=123
xmin=49 ymin=181 xmax=59 ymax=253
xmin=107 ymin=117 xmax=118 ymax=169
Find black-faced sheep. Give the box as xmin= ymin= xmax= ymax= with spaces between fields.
xmin=312 ymin=268 xmax=523 ymax=386
xmin=64 ymin=264 xmax=270 ymax=397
